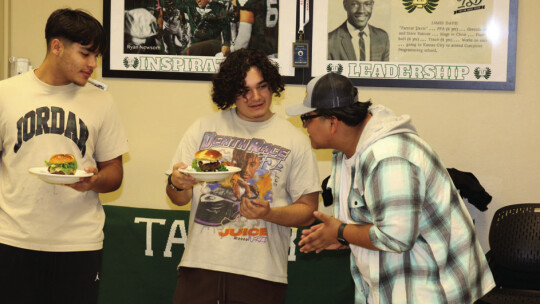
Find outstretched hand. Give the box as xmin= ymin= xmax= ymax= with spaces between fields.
xmin=299 ymin=211 xmax=347 ymax=253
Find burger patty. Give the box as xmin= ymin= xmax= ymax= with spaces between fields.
xmin=48 ymin=168 xmax=75 ymax=175
xmin=50 ymin=171 xmax=68 ymax=175
xmin=198 ymin=161 xmax=222 ymax=172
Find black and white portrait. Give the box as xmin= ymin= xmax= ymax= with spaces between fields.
xmin=327 ymin=0 xmax=390 ymax=61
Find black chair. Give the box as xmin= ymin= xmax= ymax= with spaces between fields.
xmin=476 ymin=203 xmax=540 ymax=304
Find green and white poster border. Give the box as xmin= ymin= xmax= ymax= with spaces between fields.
xmin=312 ymin=0 xmax=518 ymax=90
xmin=102 ymin=0 xmax=304 ymax=83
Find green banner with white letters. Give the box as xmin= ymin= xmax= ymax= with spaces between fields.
xmin=98 ymin=206 xmax=355 ymax=304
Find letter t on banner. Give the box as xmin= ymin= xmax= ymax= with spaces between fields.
xmin=134 ymin=217 xmax=166 ymax=256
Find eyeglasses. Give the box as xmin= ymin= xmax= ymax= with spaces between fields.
xmin=300 ymin=113 xmax=324 ymax=126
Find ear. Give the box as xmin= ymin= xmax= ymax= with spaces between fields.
xmin=50 ymin=38 xmax=63 ymax=56
xmin=329 ymin=116 xmax=339 ymax=135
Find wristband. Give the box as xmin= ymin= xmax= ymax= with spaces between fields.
xmin=168 ymin=174 xmax=183 ymax=191
xmin=337 ymin=223 xmax=349 ymax=246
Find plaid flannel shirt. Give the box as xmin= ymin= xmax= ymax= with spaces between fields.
xmin=331 ymin=133 xmax=495 ymax=304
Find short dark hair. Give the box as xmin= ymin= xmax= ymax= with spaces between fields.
xmin=45 ymin=8 xmax=107 ymax=55
xmin=317 ymin=96 xmax=372 ymax=127
xmin=211 ymin=49 xmax=285 ymax=110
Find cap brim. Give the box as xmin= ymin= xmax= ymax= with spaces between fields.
xmin=286 ymin=103 xmax=317 ymax=116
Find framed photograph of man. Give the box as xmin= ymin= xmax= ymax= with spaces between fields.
xmin=311 ymin=0 xmax=518 ymax=90
xmin=102 ymin=0 xmax=305 ymax=83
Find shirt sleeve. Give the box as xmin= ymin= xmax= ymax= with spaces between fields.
xmin=285 ymin=135 xmax=321 ymax=203
xmin=364 ymin=157 xmax=425 ymax=252
xmin=168 ymin=118 xmax=203 ymax=172
xmin=238 ymin=0 xmax=255 ymax=12
xmin=94 ymin=98 xmax=129 ymax=162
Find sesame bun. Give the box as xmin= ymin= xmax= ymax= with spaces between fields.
xmin=48 ymin=154 xmax=76 ymax=165
xmin=195 ymin=149 xmax=222 ymax=162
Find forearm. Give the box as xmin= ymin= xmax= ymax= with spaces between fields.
xmin=263 ymin=192 xmax=318 ymax=227
xmin=166 ymin=186 xmax=193 ymax=206
xmin=342 ymin=223 xmax=379 ymax=251
xmin=92 ymin=157 xmax=123 ymax=193
xmin=298 ymin=211 xmax=379 ymax=253
xmin=231 ymin=21 xmax=252 ymax=50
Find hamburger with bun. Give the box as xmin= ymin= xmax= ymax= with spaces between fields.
xmin=45 ymin=154 xmax=78 ymax=175
xmin=192 ymin=149 xmax=227 ymax=172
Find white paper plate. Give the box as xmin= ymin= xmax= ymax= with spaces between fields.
xmin=178 ymin=166 xmax=241 ymax=182
xmin=29 ymin=167 xmax=93 ymax=185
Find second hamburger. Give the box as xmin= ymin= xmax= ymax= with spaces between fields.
xmin=192 ymin=149 xmax=227 ymax=172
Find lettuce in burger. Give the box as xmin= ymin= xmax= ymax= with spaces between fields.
xmin=45 ymin=154 xmax=78 ymax=175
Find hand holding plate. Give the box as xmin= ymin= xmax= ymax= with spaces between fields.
xmin=68 ymin=167 xmax=99 ymax=192
xmin=172 ymin=162 xmax=198 ymax=190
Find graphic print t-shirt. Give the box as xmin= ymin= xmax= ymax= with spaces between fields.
xmin=169 ymin=109 xmax=320 ymax=283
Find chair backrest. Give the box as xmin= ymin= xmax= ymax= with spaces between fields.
xmin=488 ymin=203 xmax=540 ymax=290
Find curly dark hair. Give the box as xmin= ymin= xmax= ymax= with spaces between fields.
xmin=45 ymin=8 xmax=107 ymax=55
xmin=211 ymin=49 xmax=285 ymax=110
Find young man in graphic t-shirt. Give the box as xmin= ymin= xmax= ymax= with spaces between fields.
xmin=167 ymin=48 xmax=320 ymax=304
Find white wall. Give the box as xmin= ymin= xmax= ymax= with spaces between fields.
xmin=6 ymin=0 xmax=540 ymax=252
xmin=0 ymin=0 xmax=7 ymax=79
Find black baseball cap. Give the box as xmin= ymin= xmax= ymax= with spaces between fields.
xmin=286 ymin=73 xmax=364 ymax=116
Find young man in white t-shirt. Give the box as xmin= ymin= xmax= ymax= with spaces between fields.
xmin=0 ymin=8 xmax=129 ymax=304
xmin=167 ymin=48 xmax=320 ymax=304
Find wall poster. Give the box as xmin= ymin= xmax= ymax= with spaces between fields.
xmin=102 ymin=0 xmax=304 ymax=83
xmin=311 ymin=0 xmax=518 ymax=90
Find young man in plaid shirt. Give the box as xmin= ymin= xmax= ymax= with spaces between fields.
xmin=288 ymin=73 xmax=495 ymax=304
